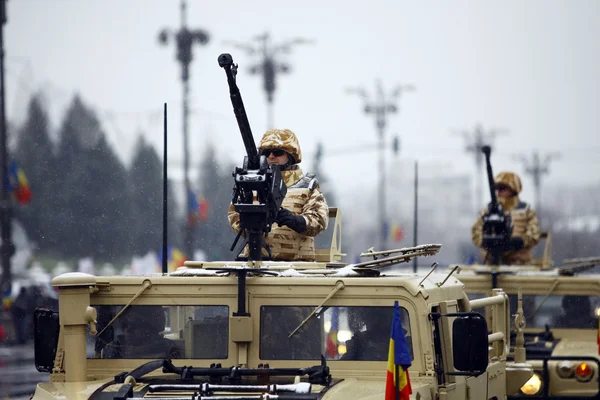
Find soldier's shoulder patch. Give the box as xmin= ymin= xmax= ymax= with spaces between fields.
xmin=290 ymin=172 xmax=319 ymax=190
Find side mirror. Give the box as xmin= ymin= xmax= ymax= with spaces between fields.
xmin=34 ymin=308 xmax=60 ymax=372
xmin=452 ymin=313 xmax=488 ymax=375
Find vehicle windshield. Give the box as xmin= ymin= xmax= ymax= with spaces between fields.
xmin=468 ymin=293 xmax=600 ymax=330
xmin=518 ymin=294 xmax=600 ymax=330
xmin=89 ymin=305 xmax=229 ymax=359
xmin=260 ymin=305 xmax=413 ymax=361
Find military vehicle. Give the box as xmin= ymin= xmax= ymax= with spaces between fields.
xmin=455 ymin=256 xmax=600 ymax=399
xmin=29 ymin=54 xmax=532 ymax=399
xmin=31 ymin=239 xmax=535 ymax=400
xmin=460 ymin=144 xmax=600 ymax=398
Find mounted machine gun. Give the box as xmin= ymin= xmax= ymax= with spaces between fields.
xmin=480 ymin=145 xmax=513 ymax=265
xmin=218 ymin=53 xmax=287 ymax=261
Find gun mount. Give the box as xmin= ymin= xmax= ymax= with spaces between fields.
xmin=480 ymin=145 xmax=512 ymax=265
xmin=218 ymin=53 xmax=287 ymax=262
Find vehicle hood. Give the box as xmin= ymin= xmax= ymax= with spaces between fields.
xmin=553 ymin=338 xmax=598 ymax=358
xmin=322 ymin=378 xmax=431 ymax=400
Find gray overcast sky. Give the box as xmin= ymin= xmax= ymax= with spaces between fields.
xmin=5 ymin=0 xmax=600 ymax=208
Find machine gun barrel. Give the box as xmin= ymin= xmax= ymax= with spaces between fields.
xmin=218 ymin=53 xmax=259 ymax=170
xmin=482 ymin=145 xmax=499 ymax=213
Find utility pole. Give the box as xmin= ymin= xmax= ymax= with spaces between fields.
xmin=0 ymin=0 xmax=14 ymax=297
xmin=454 ymin=123 xmax=507 ymax=210
xmin=225 ymin=32 xmax=312 ymax=130
xmin=514 ymin=150 xmax=560 ymax=219
xmin=347 ymin=80 xmax=415 ymax=251
xmin=158 ymin=0 xmax=209 ymax=258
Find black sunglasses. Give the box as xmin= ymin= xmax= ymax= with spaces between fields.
xmin=261 ymin=149 xmax=286 ymax=157
xmin=495 ymin=184 xmax=510 ymax=191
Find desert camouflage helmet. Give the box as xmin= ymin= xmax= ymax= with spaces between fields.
xmin=259 ymin=128 xmax=302 ymax=164
xmin=495 ymin=171 xmax=522 ymax=195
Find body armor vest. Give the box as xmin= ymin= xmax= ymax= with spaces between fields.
xmin=265 ymin=172 xmax=317 ymax=261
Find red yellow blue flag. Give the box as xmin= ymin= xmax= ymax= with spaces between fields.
xmin=187 ymin=188 xmax=200 ymax=226
xmin=7 ymin=161 xmax=32 ymax=205
xmin=326 ymin=307 xmax=339 ymax=358
xmin=385 ymin=301 xmax=412 ymax=400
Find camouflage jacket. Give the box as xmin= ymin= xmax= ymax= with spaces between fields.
xmin=228 ymin=165 xmax=329 ymax=261
xmin=471 ymin=198 xmax=541 ymax=265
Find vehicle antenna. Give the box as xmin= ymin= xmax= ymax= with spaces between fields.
xmin=162 ymin=103 xmax=168 ymax=274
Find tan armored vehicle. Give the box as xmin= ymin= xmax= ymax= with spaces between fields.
xmin=31 ymin=228 xmax=533 ymax=399
xmin=30 ymin=54 xmax=532 ymax=399
xmin=456 ymin=242 xmax=600 ymax=399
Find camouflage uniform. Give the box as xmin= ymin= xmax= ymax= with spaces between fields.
xmin=228 ymin=129 xmax=329 ymax=261
xmin=472 ymin=171 xmax=541 ymax=265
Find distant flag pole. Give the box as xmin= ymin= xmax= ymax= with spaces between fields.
xmin=385 ymin=301 xmax=412 ymax=400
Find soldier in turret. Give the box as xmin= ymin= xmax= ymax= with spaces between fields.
xmin=228 ymin=128 xmax=329 ymax=261
xmin=472 ymin=171 xmax=541 ymax=265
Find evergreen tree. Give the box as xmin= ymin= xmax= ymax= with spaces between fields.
xmin=49 ymin=95 xmax=88 ymax=252
xmin=83 ymin=135 xmax=133 ymax=259
xmin=51 ymin=95 xmax=132 ymax=260
xmin=195 ymin=143 xmax=237 ymax=260
xmin=14 ymin=94 xmax=56 ymax=251
xmin=128 ymin=134 xmax=182 ymax=255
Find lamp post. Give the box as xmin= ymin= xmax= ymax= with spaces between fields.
xmin=225 ymin=32 xmax=312 ymax=130
xmin=347 ymin=80 xmax=414 ymax=251
xmin=158 ymin=0 xmax=209 ymax=257
xmin=0 ymin=0 xmax=14 ymax=296
xmin=514 ymin=150 xmax=560 ymax=220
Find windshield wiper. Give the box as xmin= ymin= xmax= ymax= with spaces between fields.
xmin=525 ymin=279 xmax=559 ymax=322
xmin=288 ymin=280 xmax=345 ymax=338
xmin=96 ymin=279 xmax=152 ymax=338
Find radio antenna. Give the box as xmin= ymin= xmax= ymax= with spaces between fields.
xmin=162 ymin=103 xmax=168 ymax=274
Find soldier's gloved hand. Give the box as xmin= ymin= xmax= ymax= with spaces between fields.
xmin=505 ymin=237 xmax=524 ymax=251
xmin=276 ymin=208 xmax=307 ymax=233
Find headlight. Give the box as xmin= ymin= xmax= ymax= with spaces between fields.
xmin=557 ymin=360 xmax=574 ymax=379
xmin=521 ymin=372 xmax=542 ymax=396
xmin=575 ymin=362 xmax=594 ymax=382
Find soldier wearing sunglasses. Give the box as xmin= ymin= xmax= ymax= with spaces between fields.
xmin=227 ymin=128 xmax=329 ymax=261
xmin=471 ymin=171 xmax=541 ymax=265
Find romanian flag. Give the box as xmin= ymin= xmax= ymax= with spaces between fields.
xmin=187 ymin=188 xmax=200 ymax=226
xmin=188 ymin=189 xmax=210 ymax=225
xmin=390 ymin=224 xmax=404 ymax=242
xmin=158 ymin=246 xmax=188 ymax=272
xmin=8 ymin=161 xmax=32 ymax=205
xmin=199 ymin=198 xmax=209 ymax=221
xmin=168 ymin=248 xmax=187 ymax=272
xmin=326 ymin=307 xmax=339 ymax=358
xmin=385 ymin=301 xmax=412 ymax=400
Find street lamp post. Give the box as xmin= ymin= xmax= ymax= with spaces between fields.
xmin=158 ymin=0 xmax=209 ymax=258
xmin=347 ymin=80 xmax=415 ymax=251
xmin=514 ymin=150 xmax=560 ymax=220
xmin=0 ymin=0 xmax=14 ymax=296
xmin=225 ymin=32 xmax=312 ymax=130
